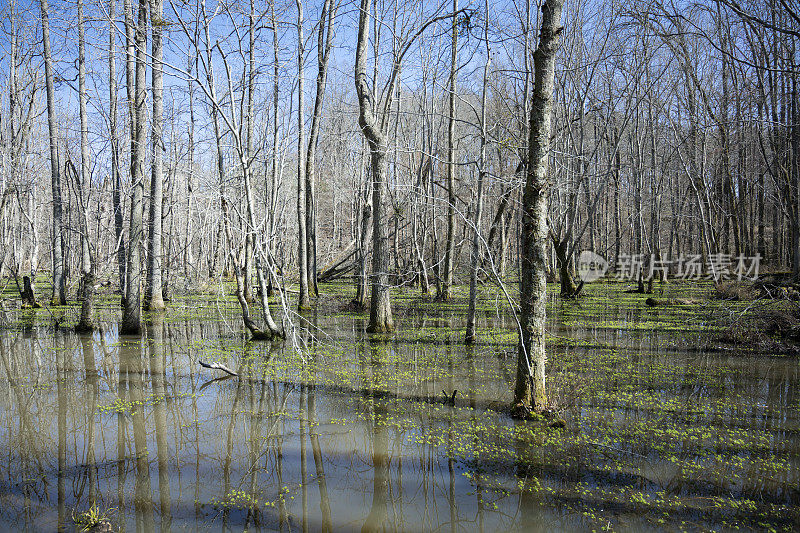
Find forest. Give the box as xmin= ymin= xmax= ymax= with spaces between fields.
xmin=0 ymin=0 xmax=798 ymax=531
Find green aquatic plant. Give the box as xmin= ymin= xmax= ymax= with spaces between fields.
xmin=210 ymin=489 xmax=261 ymax=510
xmin=72 ymin=503 xmax=114 ymax=532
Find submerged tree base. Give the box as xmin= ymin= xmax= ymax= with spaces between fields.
xmin=366 ymin=322 xmax=395 ymax=334
xmin=510 ymin=401 xmax=533 ymax=419
xmin=344 ymin=299 xmax=368 ymax=312
xmin=250 ymin=330 xmax=274 ymax=341
xmin=74 ymin=323 xmax=94 ymax=333
xmin=19 ymin=276 xmax=40 ymax=309
xmin=510 ymin=401 xmax=553 ymax=420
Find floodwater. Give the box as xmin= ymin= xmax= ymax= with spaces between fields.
xmin=0 ymin=284 xmax=798 ymax=532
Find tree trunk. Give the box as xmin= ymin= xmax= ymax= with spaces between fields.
xmin=185 ymin=51 xmax=195 ymax=281
xmin=39 ymin=0 xmax=66 ymax=306
xmin=613 ymin=146 xmax=621 ymax=266
xmin=355 ymin=0 xmax=393 ymax=332
xmin=367 ymin=148 xmax=393 ymax=332
xmin=440 ymin=0 xmax=458 ymax=302
xmin=499 ymin=213 xmax=509 ymax=279
xmin=792 ymin=78 xmax=800 ymax=278
xmin=305 ymin=0 xmax=336 ymax=297
xmin=21 ymin=276 xmax=39 ymax=308
xmin=466 ymin=5 xmax=490 ymax=345
xmin=110 ymin=0 xmax=126 ymax=296
xmin=553 ymin=237 xmax=577 ymax=297
xmin=123 ymin=0 xmax=138 ymax=299
xmin=121 ymin=0 xmax=148 ymax=335
xmin=76 ymin=0 xmax=95 ymax=331
xmin=267 ymin=0 xmax=281 ymax=296
xmin=353 ymin=193 xmax=372 ymax=308
xmin=296 ymin=0 xmax=311 ymax=310
xmin=145 ymin=0 xmax=166 ymax=311
xmin=515 ymin=0 xmax=563 ymax=415
xmin=242 ymin=0 xmax=256 ymax=303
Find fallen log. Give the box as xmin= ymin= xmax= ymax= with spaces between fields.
xmin=198 ymin=360 xmax=238 ymax=376
xmin=645 ymin=297 xmax=697 ymax=307
xmin=317 ymin=239 xmax=357 ymax=282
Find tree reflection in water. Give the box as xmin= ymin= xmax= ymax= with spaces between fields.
xmin=0 ymin=305 xmax=796 ymax=531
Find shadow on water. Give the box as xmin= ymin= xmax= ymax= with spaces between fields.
xmin=0 ymin=286 xmax=797 ymax=531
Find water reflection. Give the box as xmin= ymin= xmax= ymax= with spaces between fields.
xmin=147 ymin=316 xmax=171 ymax=531
xmin=57 ymin=329 xmax=66 ymax=532
xmin=0 ymin=303 xmax=796 ymax=531
xmin=362 ymin=343 xmax=389 ymax=533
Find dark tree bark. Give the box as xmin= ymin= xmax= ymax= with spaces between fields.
xmin=552 ymin=236 xmax=577 ymax=297
xmin=20 ymin=276 xmax=39 ymax=308
xmin=515 ymin=0 xmax=564 ymax=414
xmin=353 ymin=186 xmax=372 ymax=308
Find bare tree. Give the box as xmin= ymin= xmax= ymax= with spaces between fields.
xmin=3 ymin=2 xmax=40 ymax=307
xmin=354 ymin=0 xmax=394 ymax=332
xmin=169 ymin=0 xmax=284 ymax=339
xmin=121 ymin=0 xmax=148 ymax=334
xmin=109 ymin=0 xmax=127 ymax=296
xmin=145 ymin=0 xmax=166 ymax=311
xmin=75 ymin=0 xmax=95 ymax=331
xmin=465 ymin=0 xmax=491 ymax=344
xmin=439 ymin=0 xmax=458 ymax=302
xmin=355 ymin=0 xmax=459 ymax=333
xmin=296 ymin=0 xmax=311 ymax=310
xmin=305 ymin=0 xmax=338 ymax=298
xmin=515 ymin=0 xmax=564 ymax=415
xmin=39 ymin=0 xmax=66 ymax=306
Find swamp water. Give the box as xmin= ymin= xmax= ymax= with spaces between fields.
xmin=0 ymin=281 xmax=798 ymax=531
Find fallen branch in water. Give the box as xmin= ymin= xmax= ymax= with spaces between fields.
xmin=198 ymin=360 xmax=238 ymax=377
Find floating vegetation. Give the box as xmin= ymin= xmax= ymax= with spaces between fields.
xmin=72 ymin=504 xmax=114 ymax=532
xmin=0 ymin=280 xmax=797 ymax=531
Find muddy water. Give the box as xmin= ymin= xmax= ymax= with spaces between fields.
xmin=0 ymin=288 xmax=798 ymax=532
